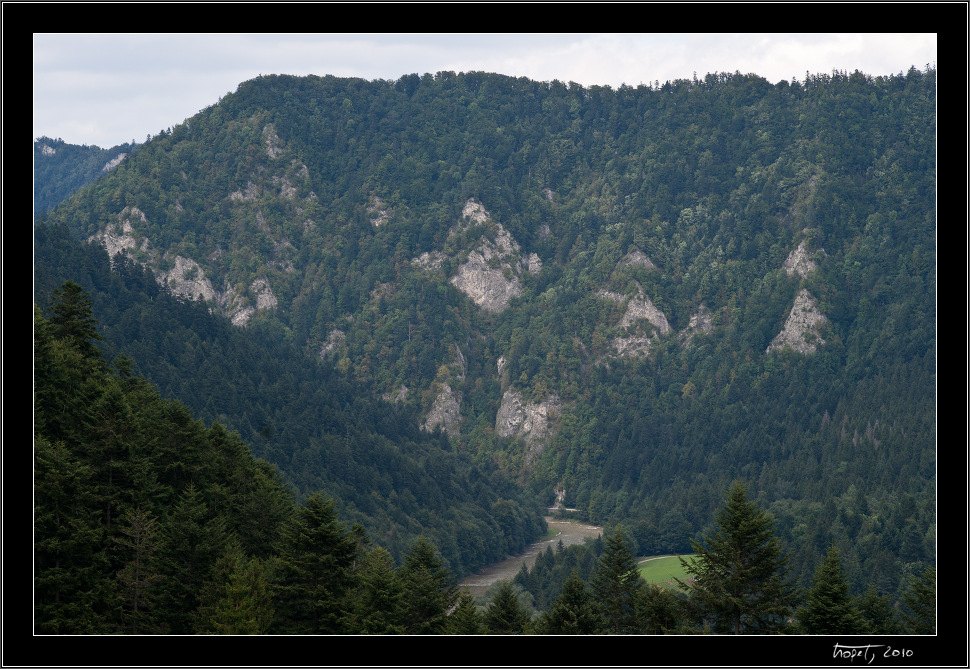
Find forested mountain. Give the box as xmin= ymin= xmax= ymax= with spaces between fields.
xmin=35 ymin=66 xmax=935 ymax=610
xmin=34 ymin=136 xmax=138 ymax=217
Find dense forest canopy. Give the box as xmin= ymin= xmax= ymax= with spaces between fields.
xmin=34 ymin=65 xmax=935 ymax=630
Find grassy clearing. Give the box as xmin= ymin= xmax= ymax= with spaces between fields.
xmin=637 ymin=554 xmax=696 ymax=586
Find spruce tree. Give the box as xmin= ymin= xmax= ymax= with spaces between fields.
xmin=155 ymin=483 xmax=230 ymax=632
xmin=635 ymin=583 xmax=687 ymax=634
xmin=446 ymin=590 xmax=485 ymax=634
xmin=46 ymin=280 xmax=103 ymax=362
xmin=399 ymin=537 xmax=459 ymax=634
xmin=483 ymin=580 xmax=529 ymax=634
xmin=900 ymin=565 xmax=936 ymax=634
xmin=857 ymin=584 xmax=902 ymax=634
xmin=589 ymin=527 xmax=643 ymax=633
xmin=269 ymin=493 xmax=362 ymax=633
xmin=206 ymin=552 xmax=274 ymax=634
xmin=113 ymin=508 xmax=166 ymax=633
xmin=794 ymin=545 xmax=866 ymax=634
xmin=346 ymin=546 xmax=406 ymax=634
xmin=34 ymin=435 xmax=111 ymax=633
xmin=677 ymin=481 xmax=799 ymax=634
xmin=536 ymin=571 xmax=603 ymax=634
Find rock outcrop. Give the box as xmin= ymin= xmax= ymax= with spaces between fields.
xmin=783 ymin=239 xmax=820 ymax=279
xmin=413 ymin=199 xmax=540 ymax=314
xmin=367 ymin=195 xmax=391 ymax=227
xmin=679 ymin=304 xmax=714 ymax=345
xmin=102 ymin=152 xmax=128 ymax=172
xmin=495 ymin=389 xmax=561 ymax=457
xmin=422 ymin=382 xmax=462 ymax=437
xmin=767 ymin=288 xmax=828 ymax=354
xmin=597 ymin=283 xmax=671 ymax=358
xmin=319 ymin=329 xmax=346 ymax=359
xmin=619 ymin=249 xmax=657 ymax=270
xmin=89 ymin=206 xmax=277 ymax=327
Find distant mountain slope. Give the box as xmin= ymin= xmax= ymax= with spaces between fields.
xmin=37 ymin=66 xmax=936 ymax=595
xmin=33 ymin=136 xmax=138 ymax=216
xmin=34 ymin=222 xmax=547 ymax=578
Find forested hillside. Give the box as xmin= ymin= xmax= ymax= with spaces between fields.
xmin=34 ymin=136 xmax=138 ymax=217
xmin=34 ymin=287 xmax=514 ymax=635
xmin=35 ymin=66 xmax=935 ymax=610
xmin=34 ymin=228 xmax=546 ymax=580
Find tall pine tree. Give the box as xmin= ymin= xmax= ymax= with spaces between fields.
xmin=399 ymin=537 xmax=459 ymax=634
xmin=589 ymin=527 xmax=643 ymax=633
xmin=900 ymin=565 xmax=936 ymax=634
xmin=483 ymin=580 xmax=530 ymax=634
xmin=268 ymin=493 xmax=363 ymax=633
xmin=678 ymin=481 xmax=800 ymax=634
xmin=793 ymin=545 xmax=866 ymax=634
xmin=536 ymin=571 xmax=603 ymax=634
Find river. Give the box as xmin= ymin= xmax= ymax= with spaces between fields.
xmin=458 ymin=517 xmax=603 ymax=598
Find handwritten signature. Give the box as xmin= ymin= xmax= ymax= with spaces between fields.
xmin=833 ymin=643 xmax=915 ymax=664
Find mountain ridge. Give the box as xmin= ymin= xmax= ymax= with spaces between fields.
xmin=36 ymin=66 xmax=936 ymax=594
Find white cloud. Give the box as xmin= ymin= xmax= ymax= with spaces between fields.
xmin=33 ymin=33 xmax=936 ymax=148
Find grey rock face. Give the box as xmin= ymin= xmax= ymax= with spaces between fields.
xmin=767 ymin=288 xmax=828 ymax=354
xmin=495 ymin=389 xmax=561 ymax=454
xmin=422 ymin=383 xmax=462 ymax=437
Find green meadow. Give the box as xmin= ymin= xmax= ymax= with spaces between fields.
xmin=638 ymin=555 xmax=697 ymax=586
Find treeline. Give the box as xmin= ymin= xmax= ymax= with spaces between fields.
xmin=499 ymin=483 xmax=935 ymax=636
xmin=33 ymin=227 xmax=546 ymax=580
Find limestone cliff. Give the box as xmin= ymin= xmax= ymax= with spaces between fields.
xmin=89 ymin=206 xmax=278 ymax=327
xmin=782 ymin=239 xmax=821 ymax=279
xmin=422 ymin=382 xmax=462 ymax=437
xmin=495 ymin=389 xmax=561 ymax=459
xmin=413 ymin=199 xmax=541 ymax=313
xmin=679 ymin=304 xmax=714 ymax=345
xmin=597 ymin=283 xmax=671 ymax=358
xmin=766 ymin=288 xmax=828 ymax=354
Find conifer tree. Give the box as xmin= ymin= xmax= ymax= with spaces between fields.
xmin=634 ymin=583 xmax=687 ymax=634
xmin=446 ymin=591 xmax=485 ymax=634
xmin=155 ymin=483 xmax=230 ymax=632
xmin=900 ymin=565 xmax=936 ymax=634
xmin=269 ymin=493 xmax=362 ymax=633
xmin=793 ymin=545 xmax=866 ymax=634
xmin=677 ymin=481 xmax=799 ymax=634
xmin=856 ymin=585 xmax=902 ymax=634
xmin=33 ymin=435 xmax=111 ymax=633
xmin=399 ymin=537 xmax=459 ymax=634
xmin=205 ymin=551 xmax=274 ymax=634
xmin=113 ymin=508 xmax=166 ymax=633
xmin=536 ymin=571 xmax=603 ymax=634
xmin=483 ymin=580 xmax=529 ymax=634
xmin=589 ymin=527 xmax=643 ymax=633
xmin=47 ymin=280 xmax=103 ymax=362
xmin=346 ymin=546 xmax=406 ymax=634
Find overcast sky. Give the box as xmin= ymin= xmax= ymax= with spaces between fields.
xmin=33 ymin=33 xmax=937 ymax=149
